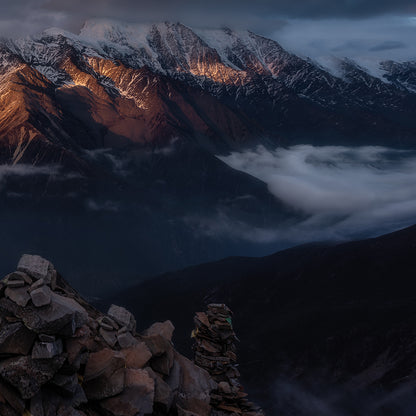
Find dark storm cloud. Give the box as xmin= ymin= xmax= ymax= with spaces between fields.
xmin=274 ymin=16 xmax=416 ymax=68
xmin=0 ymin=0 xmax=415 ymax=36
xmin=41 ymin=0 xmax=416 ymax=22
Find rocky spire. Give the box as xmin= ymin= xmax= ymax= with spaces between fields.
xmin=193 ymin=303 xmax=264 ymax=416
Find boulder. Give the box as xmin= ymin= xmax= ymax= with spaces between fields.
xmin=32 ymin=339 xmax=63 ymax=359
xmin=218 ymin=381 xmax=232 ymax=395
xmin=30 ymin=392 xmax=44 ymax=416
xmin=143 ymin=320 xmax=175 ymax=341
xmin=142 ymin=334 xmax=171 ymax=357
xmin=83 ymin=348 xmax=126 ymax=401
xmin=22 ymin=292 xmax=88 ymax=336
xmin=47 ymin=268 xmax=57 ymax=288
xmin=50 ymin=373 xmax=79 ymax=397
xmin=107 ymin=305 xmax=136 ymax=333
xmin=98 ymin=316 xmax=118 ymax=331
xmin=0 ymin=402 xmax=19 ymax=416
xmin=166 ymin=358 xmax=181 ymax=393
xmin=150 ymin=349 xmax=174 ymax=376
xmin=0 ymin=322 xmax=36 ymax=355
xmin=177 ymin=405 xmax=205 ymax=416
xmin=40 ymin=386 xmax=87 ymax=416
xmin=100 ymin=369 xmax=154 ymax=416
xmin=99 ymin=328 xmax=117 ymax=347
xmin=0 ymin=355 xmax=65 ymax=399
xmin=7 ymin=271 xmax=32 ymax=285
xmin=4 ymin=287 xmax=30 ymax=307
xmin=39 ymin=334 xmax=56 ymax=343
xmin=30 ymin=286 xmax=52 ymax=307
xmin=174 ymin=352 xmax=216 ymax=416
xmin=0 ymin=380 xmax=25 ymax=414
xmin=30 ymin=278 xmax=46 ymax=292
xmin=5 ymin=273 xmax=26 ymax=288
xmin=17 ymin=255 xmax=51 ymax=281
xmin=146 ymin=367 xmax=173 ymax=411
xmin=122 ymin=342 xmax=152 ymax=369
xmin=64 ymin=337 xmax=91 ymax=373
xmin=117 ymin=331 xmax=137 ymax=349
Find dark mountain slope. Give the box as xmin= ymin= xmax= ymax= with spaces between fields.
xmin=107 ymin=224 xmax=416 ymax=414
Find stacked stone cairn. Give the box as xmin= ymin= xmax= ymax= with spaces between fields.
xmin=193 ymin=304 xmax=264 ymax=416
xmin=0 ymin=254 xmax=226 ymax=416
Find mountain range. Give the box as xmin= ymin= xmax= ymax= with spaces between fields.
xmin=1 ymin=19 xmax=416 ymax=293
xmin=0 ymin=19 xmax=416 ymax=173
xmin=1 ymin=18 xmax=416 ymax=416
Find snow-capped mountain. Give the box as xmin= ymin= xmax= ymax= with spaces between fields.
xmin=0 ymin=19 xmax=415 ymax=169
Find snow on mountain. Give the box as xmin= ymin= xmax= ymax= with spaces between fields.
xmin=0 ymin=18 xmax=413 ymax=96
xmin=0 ymin=18 xmax=414 ymax=164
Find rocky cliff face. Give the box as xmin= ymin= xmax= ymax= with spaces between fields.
xmin=0 ymin=254 xmax=263 ymax=416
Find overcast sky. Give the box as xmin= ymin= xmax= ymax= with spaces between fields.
xmin=0 ymin=0 xmax=415 ymax=61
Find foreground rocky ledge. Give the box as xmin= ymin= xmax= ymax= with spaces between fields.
xmin=0 ymin=254 xmax=263 ymax=416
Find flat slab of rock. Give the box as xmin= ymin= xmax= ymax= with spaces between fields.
xmin=122 ymin=342 xmax=152 ymax=369
xmin=32 ymin=339 xmax=63 ymax=359
xmin=50 ymin=373 xmax=79 ymax=397
xmin=83 ymin=348 xmax=126 ymax=401
xmin=142 ymin=334 xmax=171 ymax=357
xmin=30 ymin=392 xmax=44 ymax=416
xmin=0 ymin=322 xmax=36 ymax=356
xmin=150 ymin=350 xmax=174 ymax=376
xmin=0 ymin=379 xmax=25 ymax=414
xmin=17 ymin=255 xmax=51 ymax=281
xmin=30 ymin=286 xmax=52 ymax=307
xmin=174 ymin=352 xmax=216 ymax=416
xmin=117 ymin=332 xmax=137 ymax=349
xmin=99 ymin=328 xmax=117 ymax=347
xmin=147 ymin=367 xmax=173 ymax=411
xmin=22 ymin=293 xmax=88 ymax=336
xmin=143 ymin=321 xmax=175 ymax=342
xmin=107 ymin=305 xmax=136 ymax=333
xmin=7 ymin=271 xmax=32 ymax=285
xmin=100 ymin=369 xmax=154 ymax=416
xmin=0 ymin=355 xmax=65 ymax=399
xmin=5 ymin=287 xmax=30 ymax=307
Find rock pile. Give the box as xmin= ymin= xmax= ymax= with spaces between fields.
xmin=193 ymin=304 xmax=264 ymax=416
xmin=0 ymin=255 xmax=223 ymax=416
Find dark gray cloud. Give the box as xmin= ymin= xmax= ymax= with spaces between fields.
xmin=41 ymin=0 xmax=416 ymax=22
xmin=0 ymin=0 xmax=415 ymax=37
xmin=273 ymin=17 xmax=416 ymax=71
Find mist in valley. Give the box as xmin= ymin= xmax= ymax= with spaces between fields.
xmin=1 ymin=142 xmax=416 ymax=296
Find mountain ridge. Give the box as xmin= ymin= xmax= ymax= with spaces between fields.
xmin=105 ymin=223 xmax=416 ymax=414
xmin=0 ymin=19 xmax=415 ymax=173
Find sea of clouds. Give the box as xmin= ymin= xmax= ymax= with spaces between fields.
xmin=215 ymin=145 xmax=416 ymax=243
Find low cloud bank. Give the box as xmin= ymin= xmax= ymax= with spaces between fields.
xmin=213 ymin=145 xmax=416 ymax=243
xmin=0 ymin=164 xmax=60 ymax=187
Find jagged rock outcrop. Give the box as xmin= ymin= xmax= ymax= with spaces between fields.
xmin=193 ymin=305 xmax=263 ymax=416
xmin=0 ymin=255 xmax=261 ymax=416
